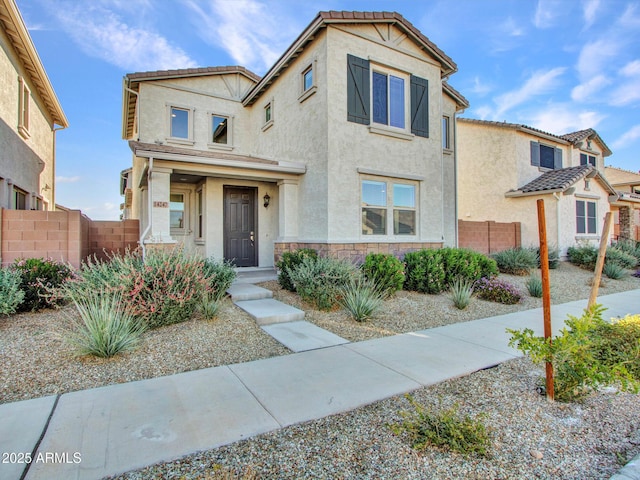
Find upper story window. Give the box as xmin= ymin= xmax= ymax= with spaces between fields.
xmin=167 ymin=104 xmax=194 ymax=145
xmin=580 ymin=153 xmax=596 ymax=166
xmin=209 ymin=113 xmax=233 ymax=150
xmin=18 ymin=76 xmax=30 ymax=138
xmin=442 ymin=116 xmax=451 ymax=149
xmin=361 ymin=178 xmax=416 ymax=236
xmin=262 ymin=100 xmax=274 ymax=131
xmin=530 ymin=141 xmax=562 ymax=170
xmin=299 ymin=62 xmax=317 ymax=103
xmin=303 ymin=67 xmax=313 ymax=92
xmin=346 ymin=54 xmax=429 ymax=139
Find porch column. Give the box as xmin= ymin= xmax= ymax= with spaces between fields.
xmin=146 ymin=167 xmax=175 ymax=244
xmin=619 ymin=206 xmax=632 ymax=241
xmin=277 ymin=179 xmax=299 ymax=240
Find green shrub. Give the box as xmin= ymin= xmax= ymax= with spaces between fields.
xmin=491 ymin=248 xmax=538 ymax=275
xmin=450 ymin=279 xmax=473 ymax=309
xmin=605 ymin=246 xmax=638 ymax=269
xmin=66 ymin=248 xmax=211 ymax=330
xmin=528 ymin=246 xmax=559 ymax=269
xmin=200 ymin=292 xmax=222 ymax=320
xmin=567 ymin=244 xmax=598 ymax=270
xmin=525 ymin=275 xmax=543 ymax=298
xmin=603 ymin=262 xmax=628 ymax=280
xmin=338 ymin=277 xmax=384 ymax=322
xmin=391 ymin=394 xmax=491 ymax=457
xmin=287 ymin=256 xmax=358 ymax=310
xmin=202 ymin=257 xmax=236 ymax=301
xmin=404 ymin=248 xmax=497 ymax=294
xmin=0 ymin=268 xmax=25 ymax=315
xmin=508 ymin=305 xmax=640 ymax=402
xmin=474 ymin=277 xmax=522 ymax=304
xmin=64 ymin=290 xmax=146 ymax=358
xmin=276 ymin=249 xmax=317 ymax=292
xmin=361 ymin=253 xmax=405 ymax=298
xmin=611 ymin=240 xmax=640 ymax=262
xmin=13 ymin=258 xmax=73 ymax=311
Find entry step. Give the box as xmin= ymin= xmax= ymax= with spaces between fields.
xmin=234 ymin=298 xmax=305 ymax=325
xmin=227 ymin=284 xmax=273 ymax=301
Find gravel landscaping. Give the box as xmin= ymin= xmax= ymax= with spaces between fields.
xmin=1 ymin=261 xmax=639 ymax=478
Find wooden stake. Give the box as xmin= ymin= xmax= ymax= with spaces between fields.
xmin=588 ymin=212 xmax=613 ymax=309
xmin=537 ymin=199 xmax=554 ymax=401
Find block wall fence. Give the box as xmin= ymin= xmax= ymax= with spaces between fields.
xmin=458 ymin=220 xmax=521 ymax=254
xmin=0 ymin=209 xmax=139 ymax=268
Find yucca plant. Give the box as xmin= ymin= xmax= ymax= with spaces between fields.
xmin=200 ymin=292 xmax=222 ymax=320
xmin=338 ymin=277 xmax=384 ymax=322
xmin=526 ymin=275 xmax=543 ymax=298
xmin=603 ymin=262 xmax=628 ymax=280
xmin=449 ymin=278 xmax=473 ymax=309
xmin=64 ymin=290 xmax=146 ymax=358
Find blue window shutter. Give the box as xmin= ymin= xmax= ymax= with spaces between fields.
xmin=410 ymin=75 xmax=429 ymax=138
xmin=554 ymin=148 xmax=563 ymax=169
xmin=347 ymin=54 xmax=370 ymax=125
xmin=530 ymin=141 xmax=540 ymax=166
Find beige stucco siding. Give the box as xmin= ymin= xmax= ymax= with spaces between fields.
xmin=325 ymin=24 xmax=449 ymax=243
xmin=0 ymin=26 xmax=56 ymax=208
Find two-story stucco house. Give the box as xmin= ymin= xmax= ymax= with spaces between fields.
xmin=457 ymin=119 xmax=617 ymax=256
xmin=0 ymin=0 xmax=67 ymax=211
xmin=121 ymin=11 xmax=468 ymax=267
xmin=604 ymin=166 xmax=640 ymax=242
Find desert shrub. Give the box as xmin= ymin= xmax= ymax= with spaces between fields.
xmin=567 ymin=244 xmax=598 ymax=270
xmin=605 ymin=246 xmax=638 ymax=269
xmin=508 ymin=305 xmax=640 ymax=402
xmin=287 ymin=256 xmax=358 ymax=310
xmin=603 ymin=262 xmax=628 ymax=280
xmin=611 ymin=239 xmax=640 ymax=262
xmin=0 ymin=268 xmax=25 ymax=315
xmin=450 ymin=279 xmax=473 ymax=310
xmin=361 ymin=253 xmax=405 ymax=298
xmin=64 ymin=290 xmax=146 ymax=358
xmin=200 ymin=292 xmax=222 ymax=320
xmin=391 ymin=394 xmax=490 ymax=457
xmin=528 ymin=246 xmax=559 ymax=269
xmin=440 ymin=248 xmax=498 ymax=284
xmin=13 ymin=258 xmax=73 ymax=311
xmin=404 ymin=249 xmax=446 ymax=294
xmin=276 ymin=249 xmax=317 ymax=292
xmin=474 ymin=277 xmax=522 ymax=304
xmin=338 ymin=277 xmax=384 ymax=322
xmin=491 ymin=248 xmax=538 ymax=275
xmin=66 ymin=248 xmax=211 ymax=329
xmin=525 ymin=275 xmax=543 ymax=298
xmin=202 ymin=257 xmax=236 ymax=301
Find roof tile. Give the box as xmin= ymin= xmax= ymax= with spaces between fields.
xmin=515 ymin=165 xmax=594 ymax=193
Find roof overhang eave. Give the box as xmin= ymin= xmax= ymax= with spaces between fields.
xmin=504 ymin=188 xmax=564 ymax=198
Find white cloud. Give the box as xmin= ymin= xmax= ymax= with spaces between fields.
xmin=492 ymin=68 xmax=566 ymax=119
xmin=582 ymin=0 xmax=600 ymax=29
xmin=618 ymin=3 xmax=640 ymax=28
xmin=571 ymin=74 xmax=611 ymax=102
xmin=533 ymin=0 xmax=564 ymax=28
xmin=56 ymin=175 xmax=81 ymax=183
xmin=612 ymin=125 xmax=640 ymax=149
xmin=575 ymin=39 xmax=620 ymax=79
xmin=527 ymin=103 xmax=605 ymax=134
xmin=473 ymin=105 xmax=493 ymax=120
xmin=501 ymin=17 xmax=525 ymax=37
xmin=469 ymin=76 xmax=492 ymax=96
xmin=49 ymin=3 xmax=197 ymax=71
xmin=620 ymin=60 xmax=640 ymax=77
xmin=181 ymin=0 xmax=301 ymax=74
xmin=610 ymin=60 xmax=640 ymax=106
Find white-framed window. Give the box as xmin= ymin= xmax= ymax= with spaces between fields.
xmin=576 ymin=200 xmax=596 ymax=234
xmin=167 ymin=104 xmax=194 ymax=144
xmin=372 ymin=67 xmax=407 ymax=130
xmin=361 ymin=178 xmax=417 ymax=236
xmin=170 ymin=192 xmax=188 ymax=234
xmin=299 ymin=61 xmax=317 ymax=103
xmin=580 ymin=153 xmax=596 ymax=166
xmin=262 ymin=100 xmax=274 ymax=131
xmin=442 ymin=116 xmax=451 ymax=149
xmin=196 ymin=186 xmax=204 ymax=241
xmin=208 ymin=113 xmax=232 ymax=149
xmin=18 ymin=76 xmax=30 ymax=138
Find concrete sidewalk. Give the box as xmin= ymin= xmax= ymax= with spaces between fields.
xmin=0 ymin=290 xmax=638 ymax=480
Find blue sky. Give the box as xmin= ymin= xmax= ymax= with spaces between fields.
xmin=16 ymin=0 xmax=640 ymax=219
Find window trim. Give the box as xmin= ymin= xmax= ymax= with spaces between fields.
xmin=207 ymin=112 xmax=233 ymax=151
xmin=370 ymin=64 xmax=409 ymax=131
xmin=442 ymin=116 xmax=451 ymax=150
xmin=576 ymin=199 xmax=597 ymax=235
xmin=299 ymin=60 xmax=317 ymax=103
xmin=361 ymin=175 xmax=418 ymax=238
xmin=18 ymin=76 xmax=30 ymax=139
xmin=580 ymin=153 xmax=596 ymax=167
xmin=262 ymin=99 xmax=274 ymax=131
xmin=169 ymin=190 xmax=190 ymax=236
xmin=13 ymin=186 xmax=27 ymax=210
xmin=195 ymin=185 xmax=205 ymax=243
xmin=166 ymin=103 xmax=195 ymax=145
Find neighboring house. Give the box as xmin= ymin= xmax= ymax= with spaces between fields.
xmin=121 ymin=11 xmax=468 ymax=267
xmin=0 ymin=0 xmax=67 ymax=210
xmin=457 ymin=119 xmax=617 ymax=256
xmin=604 ymin=166 xmax=640 ymax=242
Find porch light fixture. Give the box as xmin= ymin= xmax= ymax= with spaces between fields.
xmin=263 ymin=193 xmax=271 ymax=208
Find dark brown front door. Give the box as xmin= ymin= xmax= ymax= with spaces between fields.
xmin=223 ymin=186 xmax=257 ymax=267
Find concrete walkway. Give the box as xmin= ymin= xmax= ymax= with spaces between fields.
xmin=0 ymin=290 xmax=638 ymax=480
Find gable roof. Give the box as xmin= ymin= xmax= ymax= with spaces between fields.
xmin=505 ymin=165 xmax=617 ymax=197
xmin=443 ymin=82 xmax=469 ymax=110
xmin=604 ymin=166 xmax=640 ymax=187
xmin=0 ymin=0 xmax=67 ymax=128
xmin=560 ymin=128 xmax=612 ymax=157
xmin=242 ymin=11 xmax=457 ymax=106
xmin=458 ymin=118 xmax=570 ymax=145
